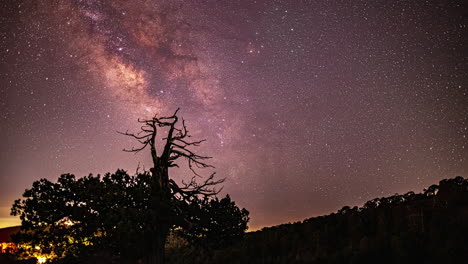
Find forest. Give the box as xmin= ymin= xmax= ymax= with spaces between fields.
xmin=1 ymin=176 xmax=468 ymax=263
xmin=165 ymin=176 xmax=468 ymax=264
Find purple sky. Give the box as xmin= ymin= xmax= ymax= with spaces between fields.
xmin=1 ymin=0 xmax=467 ymax=230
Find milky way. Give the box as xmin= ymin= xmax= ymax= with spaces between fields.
xmin=1 ymin=0 xmax=468 ymax=229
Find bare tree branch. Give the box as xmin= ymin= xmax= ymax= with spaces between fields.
xmin=120 ymin=108 xmax=222 ymax=200
xmin=169 ymin=173 xmax=225 ymax=200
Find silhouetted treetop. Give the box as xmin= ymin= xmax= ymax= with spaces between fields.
xmin=11 ymin=109 xmax=249 ymax=264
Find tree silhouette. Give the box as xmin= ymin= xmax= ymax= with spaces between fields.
xmin=179 ymin=195 xmax=250 ymax=252
xmin=11 ymin=171 xmax=155 ymax=262
xmin=11 ymin=109 xmax=249 ymax=264
xmin=118 ymin=108 xmax=227 ymax=263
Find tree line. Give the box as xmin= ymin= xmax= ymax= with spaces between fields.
xmin=166 ymin=176 xmax=468 ymax=264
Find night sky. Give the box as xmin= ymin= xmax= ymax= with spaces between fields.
xmin=1 ymin=0 xmax=467 ymax=230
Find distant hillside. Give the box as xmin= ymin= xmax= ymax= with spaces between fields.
xmin=0 ymin=226 xmax=20 ymax=243
xmin=167 ymin=176 xmax=468 ymax=264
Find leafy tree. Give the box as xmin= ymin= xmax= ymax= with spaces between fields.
xmin=179 ymin=195 xmax=250 ymax=251
xmin=12 ymin=109 xmax=249 ymax=264
xmin=11 ymin=170 xmax=154 ymax=262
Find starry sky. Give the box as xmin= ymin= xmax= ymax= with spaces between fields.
xmin=1 ymin=0 xmax=467 ymax=230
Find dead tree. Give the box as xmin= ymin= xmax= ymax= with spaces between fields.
xmin=119 ymin=108 xmax=224 ymax=264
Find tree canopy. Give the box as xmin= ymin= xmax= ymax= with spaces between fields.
xmin=11 ymin=110 xmax=249 ymax=263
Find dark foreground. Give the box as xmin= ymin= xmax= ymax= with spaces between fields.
xmin=2 ymin=176 xmax=468 ymax=264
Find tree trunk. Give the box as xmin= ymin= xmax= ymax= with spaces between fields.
xmin=142 ymin=224 xmax=169 ymax=264
xmin=142 ymin=169 xmax=170 ymax=264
